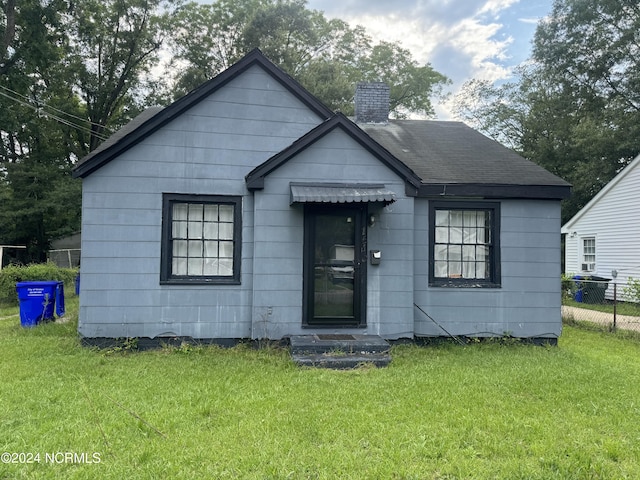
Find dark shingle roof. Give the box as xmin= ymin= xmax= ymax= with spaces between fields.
xmin=360 ymin=120 xmax=570 ymax=187
xmin=77 ymin=107 xmax=164 ymax=168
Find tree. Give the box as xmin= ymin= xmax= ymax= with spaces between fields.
xmin=0 ymin=0 xmax=178 ymax=261
xmin=455 ymin=0 xmax=640 ymax=223
xmin=165 ymin=0 xmax=449 ymax=118
xmin=65 ymin=0 xmax=178 ymax=151
xmin=0 ymin=0 xmax=81 ymax=260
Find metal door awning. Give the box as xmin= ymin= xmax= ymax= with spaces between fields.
xmin=290 ymin=183 xmax=396 ymax=205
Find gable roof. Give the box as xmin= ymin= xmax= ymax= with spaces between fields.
xmin=72 ymin=49 xmax=571 ymax=201
xmin=360 ymin=120 xmax=571 ymax=199
xmin=245 ymin=113 xmax=422 ymax=192
xmin=72 ymin=49 xmax=334 ymax=179
xmin=562 ymin=152 xmax=640 ymax=232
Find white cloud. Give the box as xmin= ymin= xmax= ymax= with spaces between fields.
xmin=307 ymin=0 xmax=546 ymax=118
xmin=478 ymin=0 xmax=520 ymax=16
xmin=518 ymin=17 xmax=541 ymax=24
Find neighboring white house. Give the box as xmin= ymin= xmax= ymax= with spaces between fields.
xmin=562 ymin=153 xmax=640 ymax=292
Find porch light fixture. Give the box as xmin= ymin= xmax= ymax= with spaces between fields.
xmin=368 ymin=214 xmax=376 ymax=227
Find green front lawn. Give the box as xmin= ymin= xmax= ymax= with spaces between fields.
xmin=1 ymin=299 xmax=640 ymax=479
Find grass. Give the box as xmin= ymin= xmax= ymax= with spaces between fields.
xmin=1 ymin=299 xmax=640 ymax=479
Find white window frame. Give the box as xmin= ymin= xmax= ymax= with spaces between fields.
xmin=580 ymin=236 xmax=596 ymax=272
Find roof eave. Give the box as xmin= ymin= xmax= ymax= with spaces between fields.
xmin=418 ymin=183 xmax=572 ymax=200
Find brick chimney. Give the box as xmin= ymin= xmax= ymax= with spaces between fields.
xmin=355 ymin=82 xmax=389 ymax=124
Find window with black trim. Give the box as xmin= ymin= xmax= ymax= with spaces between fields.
xmin=161 ymin=194 xmax=241 ymax=284
xmin=429 ymin=202 xmax=500 ymax=287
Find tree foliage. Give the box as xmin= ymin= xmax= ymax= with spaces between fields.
xmin=455 ymin=0 xmax=640 ymax=223
xmin=0 ymin=0 xmax=177 ymax=261
xmin=166 ymin=0 xmax=449 ymax=117
xmin=0 ymin=0 xmax=448 ymax=263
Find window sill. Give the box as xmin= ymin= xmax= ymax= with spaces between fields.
xmin=429 ymin=280 xmax=501 ymax=289
xmin=160 ymin=277 xmax=241 ymax=286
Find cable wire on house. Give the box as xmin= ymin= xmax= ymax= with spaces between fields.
xmin=413 ymin=303 xmax=466 ymax=346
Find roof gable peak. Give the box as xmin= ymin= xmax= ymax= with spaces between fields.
xmin=245 ymin=113 xmax=421 ymax=190
xmin=73 ymin=49 xmax=333 ymax=178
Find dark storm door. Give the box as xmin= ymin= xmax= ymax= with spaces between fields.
xmin=303 ymin=206 xmax=366 ymax=327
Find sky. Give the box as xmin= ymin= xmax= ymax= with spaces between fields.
xmin=305 ymin=0 xmax=554 ymax=119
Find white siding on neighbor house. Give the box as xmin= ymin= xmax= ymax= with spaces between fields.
xmin=78 ymin=65 xmax=325 ymax=339
xmin=414 ymin=199 xmax=563 ymax=339
xmin=251 ymin=128 xmax=415 ymax=340
xmin=562 ymin=155 xmax=640 ymax=291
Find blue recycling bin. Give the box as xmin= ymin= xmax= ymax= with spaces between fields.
xmin=15 ymin=281 xmax=65 ymax=327
xmin=572 ymin=275 xmax=610 ymax=304
xmin=573 ymin=275 xmax=584 ymax=302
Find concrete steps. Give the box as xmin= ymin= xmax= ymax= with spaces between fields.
xmin=290 ymin=334 xmax=391 ymax=369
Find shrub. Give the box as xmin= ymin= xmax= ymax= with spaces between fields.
xmin=0 ymin=263 xmax=78 ymax=305
xmin=562 ymin=273 xmax=578 ymax=301
xmin=623 ymin=277 xmax=640 ymax=303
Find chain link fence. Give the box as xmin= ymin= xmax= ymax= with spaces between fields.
xmin=562 ymin=276 xmax=640 ymax=332
xmin=47 ymin=249 xmax=81 ymax=269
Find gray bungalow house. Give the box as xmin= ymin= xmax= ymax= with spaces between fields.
xmin=73 ymin=49 xmax=570 ymax=345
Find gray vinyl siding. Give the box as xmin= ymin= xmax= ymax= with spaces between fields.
xmin=414 ymin=199 xmax=562 ymax=339
xmin=78 ymin=65 xmax=324 ymax=339
xmin=251 ymin=128 xmax=415 ymax=340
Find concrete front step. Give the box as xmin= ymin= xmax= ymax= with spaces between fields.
xmin=291 ymin=352 xmax=391 ymax=369
xmin=289 ymin=334 xmax=391 ymax=369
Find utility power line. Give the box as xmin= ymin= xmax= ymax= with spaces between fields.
xmin=0 ymin=85 xmax=112 ymax=141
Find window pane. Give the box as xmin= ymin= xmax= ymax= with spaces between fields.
xmin=219 ymin=241 xmax=234 ymax=258
xmin=203 ymin=259 xmax=218 ymax=276
xmin=219 ymin=205 xmax=234 ymax=222
xmin=462 ymin=261 xmax=476 ymax=278
xmin=188 ymin=203 xmax=203 ymax=220
xmin=173 ymin=257 xmax=187 ymax=276
xmin=464 ymin=211 xmax=477 ymax=227
xmin=450 ymin=210 xmax=464 ymax=227
xmin=188 ymin=240 xmax=202 ymax=257
xmin=435 ymin=210 xmax=449 ymax=227
xmin=435 ymin=226 xmax=448 ymax=243
xmin=173 ymin=240 xmax=188 ymax=257
xmin=204 ymin=204 xmax=218 ymax=222
xmin=219 ymin=223 xmax=234 ymax=240
xmin=188 ymin=221 xmax=202 ymax=239
xmin=462 ymin=244 xmax=476 ymax=261
xmin=204 ymin=241 xmax=218 ymax=258
xmin=449 ymin=260 xmax=462 ymax=277
xmin=434 ymin=260 xmax=448 ymax=278
xmin=434 ymin=244 xmax=448 ymax=261
xmin=449 ymin=245 xmax=462 ymax=262
xmin=173 ymin=203 xmax=188 ymax=221
xmin=188 ymin=257 xmax=203 ymax=276
xmin=173 ymin=220 xmax=187 ymax=239
xmin=449 ymin=226 xmax=462 ymax=244
xmin=219 ymin=258 xmax=233 ymax=276
xmin=463 ymin=227 xmax=477 ymax=244
xmin=203 ymin=222 xmax=218 ymax=239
